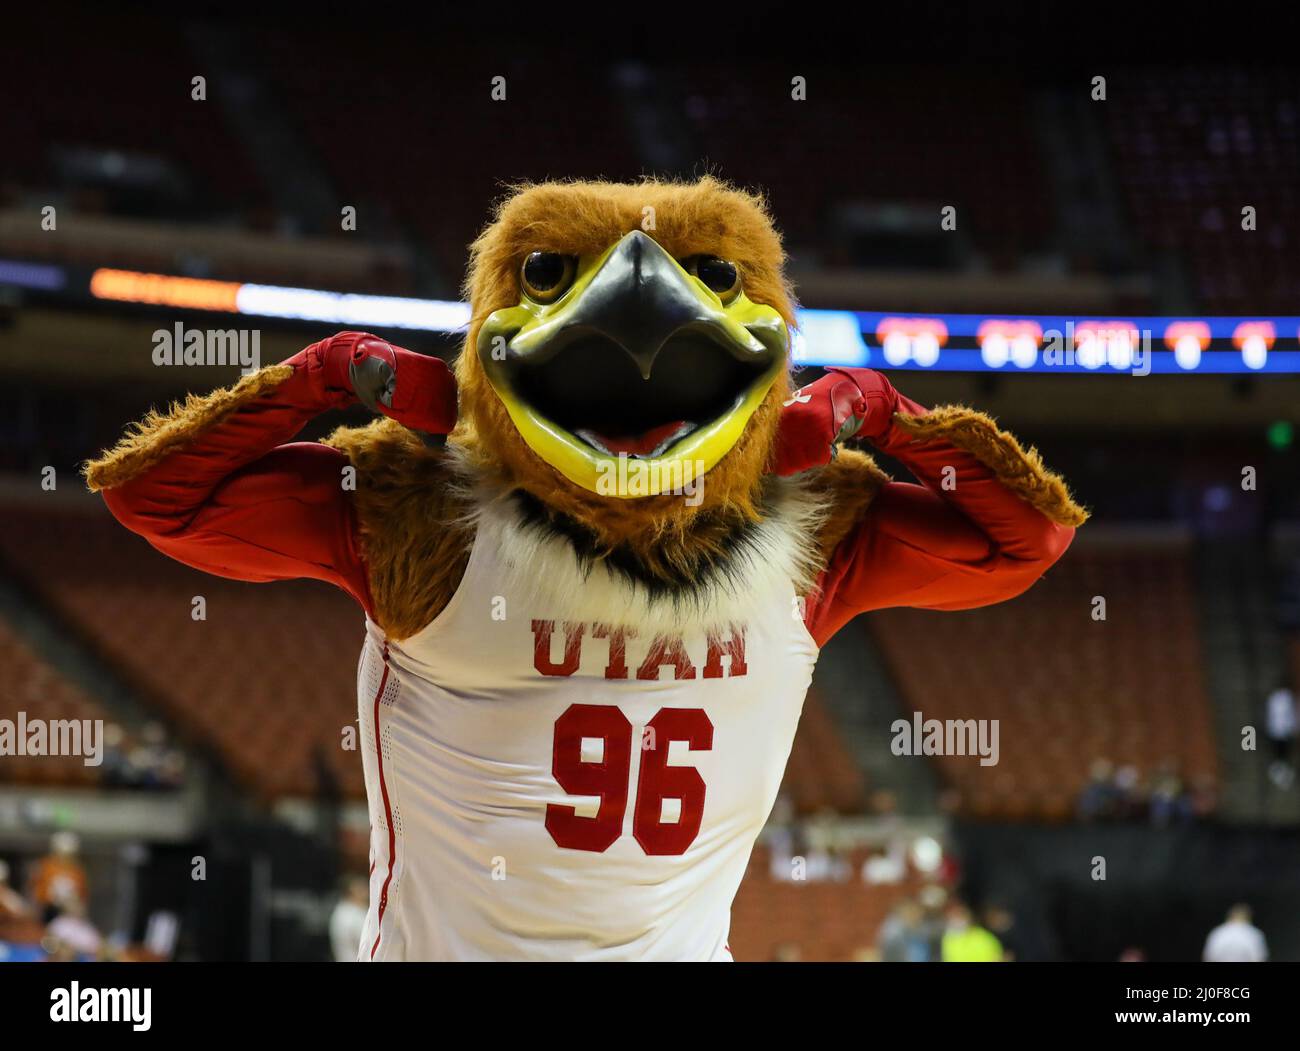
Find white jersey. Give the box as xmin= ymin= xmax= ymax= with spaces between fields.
xmin=1202 ymin=920 xmax=1268 ymax=962
xmin=355 ymin=487 xmax=820 ymax=961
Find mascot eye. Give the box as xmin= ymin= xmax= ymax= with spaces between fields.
xmin=520 ymin=252 xmax=577 ymax=303
xmin=688 ymin=256 xmax=741 ymax=302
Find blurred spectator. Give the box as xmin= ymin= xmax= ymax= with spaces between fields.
xmin=1118 ymin=946 xmax=1147 ymax=962
xmin=1265 ymin=677 xmax=1297 ymax=789
xmin=1149 ymin=760 xmax=1194 ymax=826
xmin=982 ymin=902 xmax=1023 ymax=961
xmin=1079 ymin=759 xmax=1167 ymax=822
xmin=766 ymin=817 xmax=857 ymax=883
xmin=141 ymin=910 xmax=180 ymax=961
xmin=805 ymin=842 xmax=852 ymax=883
xmin=862 ymin=840 xmax=907 ymax=885
xmin=878 ymin=899 xmax=932 ymax=962
xmin=868 ymin=789 xmax=898 ymax=817
xmin=765 ymin=794 xmax=798 ymax=881
xmin=1112 ymin=765 xmax=1148 ymax=820
xmin=100 ymin=722 xmax=186 ymax=790
xmin=99 ymin=723 xmax=132 ymax=786
xmin=940 ymin=902 xmax=1003 ymax=962
xmin=0 ymin=860 xmax=32 ymax=921
xmin=45 ymin=893 xmax=103 ymax=959
xmin=329 ymin=875 xmax=369 ymax=962
xmin=1202 ymin=904 xmax=1268 ymax=962
xmin=771 ymin=942 xmax=802 ymax=963
xmin=1077 ymin=758 xmax=1118 ymax=820
xmin=127 ymin=722 xmax=186 ymax=790
xmin=28 ymin=831 xmax=88 ymax=923
xmin=935 ymin=847 xmax=962 ymax=888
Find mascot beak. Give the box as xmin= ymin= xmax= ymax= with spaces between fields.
xmin=477 ymin=230 xmax=788 ymax=497
xmin=531 ymin=230 xmax=757 ymax=379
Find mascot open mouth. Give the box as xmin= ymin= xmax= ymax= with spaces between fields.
xmin=476 ymin=230 xmax=788 ymax=497
xmin=513 ymin=330 xmax=775 ymax=458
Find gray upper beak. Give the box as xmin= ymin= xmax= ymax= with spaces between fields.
xmin=559 ymin=230 xmax=716 ymax=379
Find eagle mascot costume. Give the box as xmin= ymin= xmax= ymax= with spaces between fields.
xmin=86 ymin=177 xmax=1086 ymax=961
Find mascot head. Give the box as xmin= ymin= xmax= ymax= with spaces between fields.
xmin=453 ymin=177 xmax=796 ymax=548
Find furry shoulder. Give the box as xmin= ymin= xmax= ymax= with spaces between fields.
xmin=804 ymin=448 xmax=891 ymax=568
xmin=322 ymin=422 xmax=889 ymax=640
xmin=322 ymin=417 xmax=474 ymax=640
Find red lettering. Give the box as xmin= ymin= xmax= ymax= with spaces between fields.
xmin=636 ymin=635 xmax=697 ymax=680
xmin=546 ymin=704 xmax=713 ymax=855
xmin=633 ymin=708 xmax=713 ymax=855
xmin=531 ymin=619 xmax=584 ymax=677
xmin=703 ymin=628 xmax=748 ymax=678
xmin=545 ymin=704 xmax=633 ymax=851
xmin=592 ymin=624 xmax=636 ymax=680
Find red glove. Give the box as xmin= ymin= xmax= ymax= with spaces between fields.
xmin=319 ymin=331 xmax=458 ymax=434
xmin=770 ymin=367 xmax=902 ymax=476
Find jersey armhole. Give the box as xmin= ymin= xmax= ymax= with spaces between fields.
xmin=382 ymin=522 xmax=487 ymax=650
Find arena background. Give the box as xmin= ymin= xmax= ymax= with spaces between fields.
xmin=1 ymin=6 xmax=1298 ymax=963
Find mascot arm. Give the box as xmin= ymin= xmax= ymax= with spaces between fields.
xmin=83 ymin=332 xmax=456 ymax=613
xmin=776 ymin=368 xmax=1087 ymax=646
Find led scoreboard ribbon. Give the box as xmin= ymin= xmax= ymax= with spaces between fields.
xmin=1 ymin=260 xmax=1298 ymax=374
xmin=793 ymin=310 xmax=1300 ymax=374
xmin=791 ymin=310 xmax=1300 ymax=374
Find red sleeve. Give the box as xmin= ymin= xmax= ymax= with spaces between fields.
xmin=98 ymin=342 xmax=375 ymax=614
xmin=806 ymin=389 xmax=1074 ymax=646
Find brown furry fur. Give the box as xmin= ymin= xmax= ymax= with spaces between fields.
xmin=463 ymin=177 xmax=796 ymax=330
xmin=321 ymin=419 xmax=475 ymax=640
xmin=452 ymin=177 xmax=796 ymax=564
xmin=83 ymin=365 xmax=294 ymax=492
xmin=893 ymin=406 xmax=1089 ymax=527
xmin=804 ymin=449 xmax=891 ymax=566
